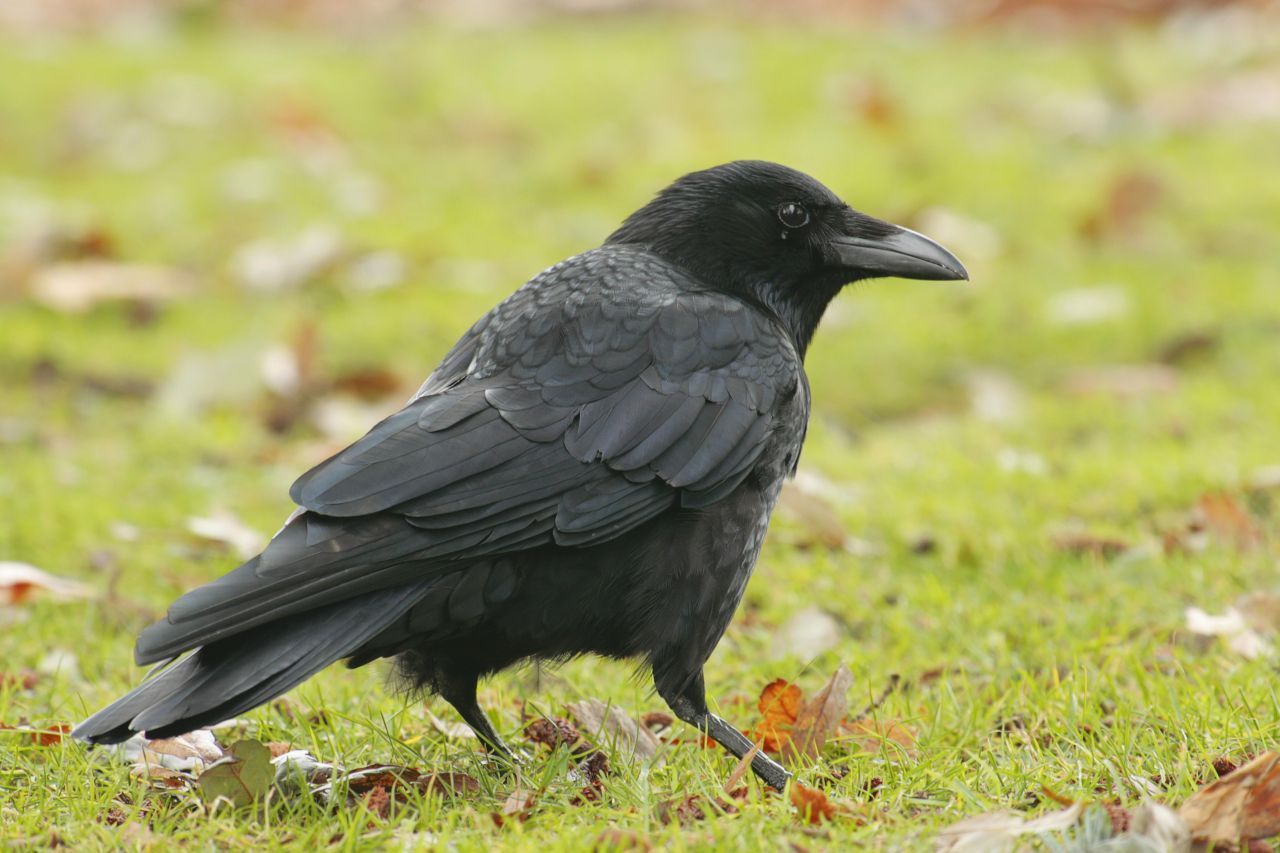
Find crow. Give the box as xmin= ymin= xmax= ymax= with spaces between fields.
xmin=74 ymin=161 xmax=966 ymax=790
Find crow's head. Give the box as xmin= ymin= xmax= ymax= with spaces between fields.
xmin=607 ymin=160 xmax=967 ymax=353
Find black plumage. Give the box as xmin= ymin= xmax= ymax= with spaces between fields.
xmin=74 ymin=161 xmax=966 ymax=789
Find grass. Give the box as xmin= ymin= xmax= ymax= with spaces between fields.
xmin=2 ymin=12 xmax=1279 ymax=850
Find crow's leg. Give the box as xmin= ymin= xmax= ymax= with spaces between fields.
xmin=435 ymin=665 xmax=511 ymax=756
xmin=657 ymin=669 xmax=791 ymax=790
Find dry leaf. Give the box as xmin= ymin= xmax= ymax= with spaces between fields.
xmin=0 ymin=562 xmax=93 ymax=605
xmin=784 ymin=665 xmax=853 ymax=761
xmin=1052 ymin=531 xmax=1130 ymax=559
xmin=567 ymin=699 xmax=662 ymax=760
xmin=197 ymin=739 xmax=273 ymax=808
xmin=186 ymin=511 xmax=265 ymax=560
xmin=427 ymin=711 xmax=476 ymax=740
xmin=935 ymin=802 xmax=1084 ymax=851
xmin=502 ymin=783 xmax=537 ymax=817
xmin=1185 ymin=607 xmax=1271 ymax=659
xmin=1127 ymin=801 xmax=1191 ymax=852
xmin=771 ymin=606 xmax=844 ymax=660
xmin=776 ymin=474 xmax=861 ymax=551
xmin=790 ymin=782 xmax=851 ymax=824
xmin=29 ymin=261 xmax=190 ymax=312
xmin=1062 ymin=364 xmax=1178 ymax=398
xmin=1180 ymin=751 xmax=1280 ymax=843
xmin=1046 ymin=286 xmax=1131 ymax=326
xmin=752 ymin=679 xmax=803 ymax=754
xmin=1197 ymin=491 xmax=1262 ymax=551
xmin=842 ymin=718 xmax=919 ymax=758
xmin=593 ymin=828 xmax=652 ymax=850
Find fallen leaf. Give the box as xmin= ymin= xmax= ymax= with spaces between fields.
xmin=1126 ymin=801 xmax=1191 ymax=851
xmin=29 ymin=261 xmax=190 ymax=313
xmin=1052 ymin=531 xmax=1130 ymax=559
xmin=136 ymin=730 xmax=223 ymax=772
xmin=524 ymin=716 xmax=586 ymax=752
xmin=1185 ymin=606 xmax=1271 ymax=659
xmin=502 ymin=782 xmax=537 ymax=818
xmin=784 ymin=665 xmax=854 ymax=761
xmin=197 ymin=739 xmax=273 ymax=808
xmin=0 ymin=671 xmax=39 ymax=691
xmin=935 ymin=802 xmax=1084 ymax=851
xmin=567 ymin=699 xmax=662 ymax=760
xmin=363 ymin=785 xmax=391 ymax=819
xmin=1045 ymin=286 xmax=1131 ymax=326
xmin=1180 ymin=751 xmax=1280 ymax=844
xmin=776 ymin=476 xmax=858 ymax=551
xmin=790 ymin=782 xmax=851 ymax=824
xmin=427 ymin=711 xmax=476 ymax=740
xmin=771 ymin=606 xmax=844 ymax=660
xmin=640 ymin=711 xmax=673 ymax=732
xmin=842 ymin=718 xmax=919 ymax=758
xmin=0 ymin=562 xmax=93 ymax=605
xmin=752 ymin=679 xmax=803 ymax=754
xmin=1062 ymin=364 xmax=1178 ymax=398
xmin=186 ymin=511 xmax=265 ymax=560
xmin=569 ymin=750 xmax=610 ymax=806
xmin=1197 ymin=491 xmax=1262 ymax=551
xmin=29 ymin=723 xmax=72 ymax=746
xmin=593 ymin=828 xmax=651 ymax=850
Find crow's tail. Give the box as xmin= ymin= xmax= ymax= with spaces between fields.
xmin=73 ymin=580 xmax=431 ymax=745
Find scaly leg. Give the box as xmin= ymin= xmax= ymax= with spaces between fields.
xmin=657 ymin=669 xmax=791 ymax=790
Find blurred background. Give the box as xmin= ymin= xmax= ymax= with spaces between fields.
xmin=3 ymin=0 xmax=1280 ymax=832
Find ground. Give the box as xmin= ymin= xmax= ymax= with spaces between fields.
xmin=1 ymin=11 xmax=1279 ymax=850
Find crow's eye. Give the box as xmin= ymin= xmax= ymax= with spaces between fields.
xmin=777 ymin=202 xmax=809 ymax=229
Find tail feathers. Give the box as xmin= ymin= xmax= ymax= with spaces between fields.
xmin=73 ymin=580 xmax=432 ymax=745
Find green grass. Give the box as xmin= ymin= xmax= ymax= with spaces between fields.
xmin=2 ymin=14 xmax=1279 ymax=850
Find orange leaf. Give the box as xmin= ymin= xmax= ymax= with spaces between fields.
xmin=30 ymin=723 xmax=72 ymax=746
xmin=1198 ymin=491 xmax=1262 ymax=551
xmin=784 ymin=665 xmax=854 ymax=761
xmin=752 ymin=679 xmax=802 ymax=754
xmin=790 ymin=782 xmax=844 ymax=824
xmin=1180 ymin=751 xmax=1280 ymax=842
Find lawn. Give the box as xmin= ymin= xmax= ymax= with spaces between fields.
xmin=2 ymin=10 xmax=1279 ymax=849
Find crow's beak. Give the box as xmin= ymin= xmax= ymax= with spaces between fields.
xmin=832 ymin=225 xmax=968 ymax=282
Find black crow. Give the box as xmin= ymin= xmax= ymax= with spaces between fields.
xmin=74 ymin=161 xmax=966 ymax=790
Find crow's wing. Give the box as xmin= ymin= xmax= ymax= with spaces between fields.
xmin=134 ymin=247 xmax=800 ymax=663
xmin=292 ymin=247 xmax=800 ymax=542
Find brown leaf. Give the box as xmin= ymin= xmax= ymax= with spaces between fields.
xmin=336 ymin=764 xmax=478 ymax=803
xmin=569 ymin=751 xmax=610 ymax=806
xmin=330 ymin=367 xmax=402 ymax=401
xmin=1052 ymin=531 xmax=1130 ymax=559
xmin=841 ymin=718 xmax=918 ymax=758
xmin=790 ymin=783 xmax=850 ymax=824
xmin=0 ymin=562 xmax=93 ymax=605
xmin=363 ymin=785 xmax=390 ymax=820
xmin=567 ymin=699 xmax=662 ymax=760
xmin=1197 ymin=491 xmax=1262 ymax=551
xmin=502 ymin=783 xmax=536 ymax=818
xmin=1062 ymin=364 xmax=1178 ymax=398
xmin=640 ymin=711 xmax=674 ymax=732
xmin=752 ymin=679 xmax=803 ymax=754
xmin=783 ymin=665 xmax=854 ymax=761
xmin=593 ymin=829 xmax=652 ymax=850
xmin=1180 ymin=751 xmax=1280 ymax=843
xmin=524 ymin=716 xmax=586 ymax=753
xmin=776 ymin=481 xmax=849 ymax=551
xmin=656 ymin=791 xmax=741 ymax=826
xmin=30 ymin=723 xmax=72 ymax=746
xmin=0 ymin=671 xmax=39 ymax=691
